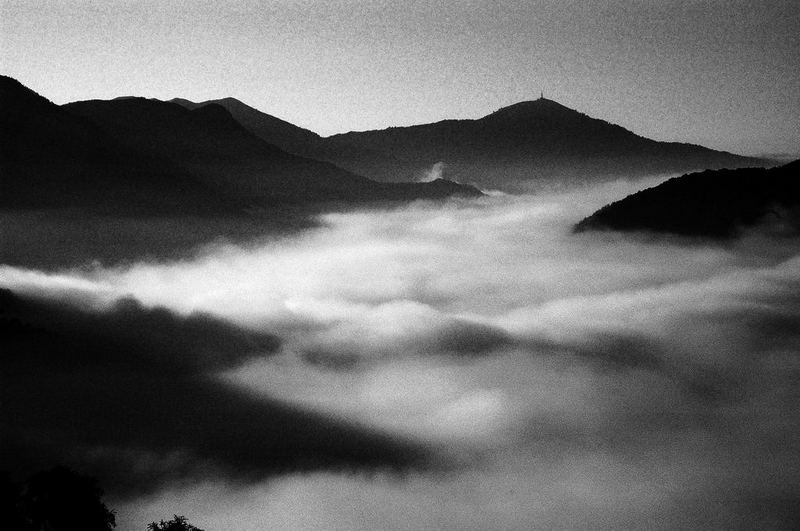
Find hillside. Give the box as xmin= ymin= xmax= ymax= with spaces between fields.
xmin=0 ymin=76 xmax=479 ymax=214
xmin=63 ymin=97 xmax=480 ymax=204
xmin=323 ymin=98 xmax=770 ymax=191
xmin=170 ymin=95 xmax=769 ymax=193
xmin=170 ymin=97 xmax=403 ymax=178
xmin=0 ymin=75 xmax=234 ymax=214
xmin=171 ymin=97 xmax=322 ymax=157
xmin=574 ymin=160 xmax=800 ymax=238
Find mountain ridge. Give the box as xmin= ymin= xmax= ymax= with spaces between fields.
xmin=323 ymin=97 xmax=770 ymax=190
xmin=0 ymin=75 xmax=238 ymax=214
xmin=169 ymin=96 xmax=404 ymax=179
xmin=170 ymin=96 xmax=322 ymax=157
xmin=177 ymin=94 xmax=768 ymax=192
xmin=64 ymin=97 xmax=480 ymax=204
xmin=4 ymin=72 xmax=775 ymax=212
xmin=574 ymin=160 xmax=800 ymax=238
xmin=1 ymin=76 xmax=480 ymax=214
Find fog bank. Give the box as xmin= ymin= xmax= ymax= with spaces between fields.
xmin=2 ymin=177 xmax=799 ymax=529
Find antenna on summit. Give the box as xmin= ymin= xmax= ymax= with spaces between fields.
xmin=540 ymin=90 xmax=544 ymax=100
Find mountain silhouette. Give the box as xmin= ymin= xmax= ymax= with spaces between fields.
xmin=1 ymin=76 xmax=479 ymax=214
xmin=0 ymin=75 xmax=236 ymax=214
xmin=171 ymin=95 xmax=770 ymax=193
xmin=171 ymin=97 xmax=322 ymax=157
xmin=574 ymin=160 xmax=800 ymax=238
xmin=322 ymin=97 xmax=770 ymax=191
xmin=65 ymin=96 xmax=479 ymax=205
xmin=170 ymin=96 xmax=405 ymax=178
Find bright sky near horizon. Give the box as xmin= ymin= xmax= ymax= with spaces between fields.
xmin=2 ymin=0 xmax=798 ymax=156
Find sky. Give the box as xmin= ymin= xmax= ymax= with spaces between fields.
xmin=1 ymin=0 xmax=798 ymax=155
xmin=0 ymin=0 xmax=800 ymax=154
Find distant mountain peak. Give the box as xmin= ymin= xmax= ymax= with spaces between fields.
xmin=218 ymin=96 xmax=243 ymax=104
xmin=169 ymin=97 xmax=194 ymax=106
xmin=1 ymin=74 xmax=58 ymax=112
xmin=484 ymin=98 xmax=582 ymax=121
xmin=171 ymin=96 xmax=323 ymax=155
xmin=505 ymin=97 xmax=563 ymax=109
xmin=324 ymin=94 xmax=767 ymax=190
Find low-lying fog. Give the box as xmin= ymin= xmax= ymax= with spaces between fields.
xmin=3 ymin=176 xmax=799 ymax=530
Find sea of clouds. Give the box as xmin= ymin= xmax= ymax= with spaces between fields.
xmin=2 ymin=176 xmax=799 ymax=530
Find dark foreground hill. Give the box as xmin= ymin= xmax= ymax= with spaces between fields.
xmin=0 ymin=288 xmax=429 ymax=496
xmin=574 ymin=160 xmax=800 ymax=238
xmin=1 ymin=76 xmax=479 ymax=215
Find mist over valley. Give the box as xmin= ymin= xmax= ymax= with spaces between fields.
xmin=2 ymin=3 xmax=799 ymax=525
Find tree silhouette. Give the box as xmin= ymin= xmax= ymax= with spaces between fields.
xmin=19 ymin=466 xmax=116 ymax=530
xmin=0 ymin=472 xmax=27 ymax=530
xmin=147 ymin=514 xmax=205 ymax=531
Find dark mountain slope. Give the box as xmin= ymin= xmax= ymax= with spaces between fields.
xmin=170 ymin=97 xmax=403 ymax=178
xmin=64 ymin=97 xmax=480 ymax=204
xmin=574 ymin=160 xmax=800 ymax=238
xmin=1 ymin=75 xmax=478 ymax=214
xmin=323 ymin=98 xmax=769 ymax=191
xmin=0 ymin=76 xmax=240 ymax=214
xmin=171 ymin=97 xmax=322 ymax=157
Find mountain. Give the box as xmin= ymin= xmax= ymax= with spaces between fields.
xmin=64 ymin=97 xmax=479 ymax=205
xmin=574 ymin=160 xmax=800 ymax=238
xmin=64 ymin=97 xmax=365 ymax=204
xmin=0 ymin=75 xmax=234 ymax=214
xmin=171 ymin=97 xmax=322 ymax=157
xmin=170 ymin=97 xmax=403 ymax=178
xmin=323 ymin=98 xmax=770 ymax=191
xmin=0 ymin=76 xmax=479 ymax=214
xmin=171 ymin=95 xmax=770 ymax=193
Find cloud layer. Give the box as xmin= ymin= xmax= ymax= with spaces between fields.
xmin=2 ymin=178 xmax=800 ymax=529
